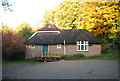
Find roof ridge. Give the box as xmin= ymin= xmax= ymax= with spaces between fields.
xmin=37 ymin=24 xmax=60 ymax=31
xmin=60 ymin=29 xmax=86 ymax=31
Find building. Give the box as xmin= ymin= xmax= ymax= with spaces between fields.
xmin=25 ymin=24 xmax=101 ymax=59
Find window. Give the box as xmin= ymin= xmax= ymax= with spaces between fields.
xmin=57 ymin=44 xmax=61 ymax=49
xmin=31 ymin=45 xmax=35 ymax=48
xmin=77 ymin=41 xmax=88 ymax=51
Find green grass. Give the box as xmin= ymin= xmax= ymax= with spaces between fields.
xmin=61 ymin=53 xmax=85 ymax=60
xmin=2 ymin=60 xmax=40 ymax=66
xmin=80 ymin=55 xmax=120 ymax=60
xmin=62 ymin=54 xmax=120 ymax=60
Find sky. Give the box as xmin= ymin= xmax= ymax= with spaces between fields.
xmin=0 ymin=0 xmax=117 ymax=30
xmin=0 ymin=0 xmax=64 ymax=29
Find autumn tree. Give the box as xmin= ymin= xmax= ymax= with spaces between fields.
xmin=2 ymin=25 xmax=27 ymax=60
xmin=15 ymin=22 xmax=34 ymax=38
xmin=43 ymin=2 xmax=119 ymax=43
xmin=42 ymin=2 xmax=81 ymax=29
xmin=78 ymin=2 xmax=120 ymax=40
xmin=2 ymin=26 xmax=13 ymax=60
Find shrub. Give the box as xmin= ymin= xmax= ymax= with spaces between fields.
xmin=86 ymin=55 xmax=102 ymax=58
xmin=62 ymin=53 xmax=85 ymax=60
xmin=2 ymin=29 xmax=27 ymax=61
xmin=72 ymin=54 xmax=85 ymax=59
xmin=61 ymin=55 xmax=73 ymax=60
xmin=102 ymin=43 xmax=119 ymax=57
xmin=25 ymin=57 xmax=37 ymax=61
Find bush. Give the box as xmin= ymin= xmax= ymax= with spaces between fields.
xmin=72 ymin=54 xmax=85 ymax=59
xmin=25 ymin=57 xmax=37 ymax=61
xmin=2 ymin=30 xmax=27 ymax=61
xmin=61 ymin=55 xmax=73 ymax=60
xmin=62 ymin=53 xmax=85 ymax=60
xmin=102 ymin=43 xmax=119 ymax=57
xmin=86 ymin=55 xmax=102 ymax=58
xmin=10 ymin=52 xmax=25 ymax=61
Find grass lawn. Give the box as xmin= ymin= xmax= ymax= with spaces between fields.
xmin=79 ymin=55 xmax=120 ymax=60
xmin=2 ymin=60 xmax=40 ymax=66
xmin=2 ymin=54 xmax=120 ymax=66
xmin=62 ymin=54 xmax=120 ymax=61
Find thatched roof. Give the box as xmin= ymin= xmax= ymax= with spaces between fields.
xmin=25 ymin=29 xmax=101 ymax=45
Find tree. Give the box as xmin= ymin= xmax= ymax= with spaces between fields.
xmin=112 ymin=32 xmax=120 ymax=50
xmin=41 ymin=1 xmax=120 ymax=56
xmin=2 ymin=26 xmax=27 ymax=60
xmin=15 ymin=22 xmax=34 ymax=38
xmin=18 ymin=27 xmax=33 ymax=38
xmin=78 ymin=2 xmax=120 ymax=39
xmin=42 ymin=2 xmax=81 ymax=29
xmin=2 ymin=25 xmax=13 ymax=33
xmin=2 ymin=26 xmax=13 ymax=60
xmin=42 ymin=2 xmax=119 ymax=41
xmin=9 ymin=34 xmax=27 ymax=60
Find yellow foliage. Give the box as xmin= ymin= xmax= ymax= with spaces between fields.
xmin=2 ymin=26 xmax=13 ymax=34
xmin=78 ymin=2 xmax=119 ymax=38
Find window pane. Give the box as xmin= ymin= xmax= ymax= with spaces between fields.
xmin=79 ymin=45 xmax=80 ymax=50
xmin=85 ymin=41 xmax=88 ymax=44
xmin=57 ymin=44 xmax=61 ymax=48
xmin=77 ymin=45 xmax=81 ymax=50
xmin=31 ymin=45 xmax=35 ymax=48
xmin=85 ymin=45 xmax=87 ymax=50
xmin=58 ymin=44 xmax=60 ymax=47
xmin=77 ymin=41 xmax=80 ymax=44
xmin=81 ymin=45 xmax=84 ymax=50
xmin=81 ymin=41 xmax=84 ymax=44
xmin=32 ymin=45 xmax=34 ymax=47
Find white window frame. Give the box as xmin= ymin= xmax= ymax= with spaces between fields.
xmin=77 ymin=41 xmax=88 ymax=51
xmin=57 ymin=44 xmax=61 ymax=49
xmin=31 ymin=45 xmax=35 ymax=48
